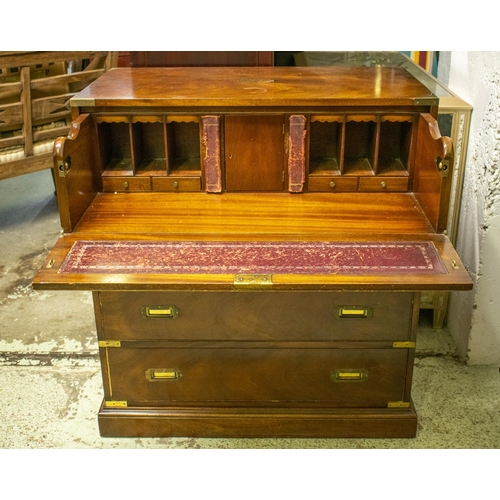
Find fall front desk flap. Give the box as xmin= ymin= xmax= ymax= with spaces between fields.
xmin=33 ymin=234 xmax=472 ymax=291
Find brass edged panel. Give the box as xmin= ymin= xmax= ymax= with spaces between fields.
xmin=392 ymin=341 xmax=416 ymax=348
xmin=388 ymin=401 xmax=411 ymax=409
xmin=70 ymin=97 xmax=96 ymax=107
xmin=104 ymin=400 xmax=127 ymax=408
xmin=99 ymin=340 xmax=121 ymax=348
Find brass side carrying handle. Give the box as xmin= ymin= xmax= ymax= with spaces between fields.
xmin=145 ymin=369 xmax=180 ymax=381
xmin=141 ymin=305 xmax=179 ymax=319
xmin=57 ymin=155 xmax=72 ymax=177
xmin=337 ymin=306 xmax=372 ymax=319
xmin=436 ymin=156 xmax=450 ymax=177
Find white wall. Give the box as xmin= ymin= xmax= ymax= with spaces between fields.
xmin=439 ymin=52 xmax=500 ymax=365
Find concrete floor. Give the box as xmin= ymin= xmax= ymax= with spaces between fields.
xmin=1 ymin=169 xmax=499 ymax=449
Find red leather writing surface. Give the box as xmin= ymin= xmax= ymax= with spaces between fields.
xmin=59 ymin=240 xmax=446 ymax=275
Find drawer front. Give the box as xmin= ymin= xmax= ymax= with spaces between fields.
xmin=104 ymin=346 xmax=408 ymax=405
xmin=97 ymin=291 xmax=414 ymax=341
xmin=102 ymin=176 xmax=152 ymax=192
xmin=308 ymin=176 xmax=358 ymax=192
xmin=358 ymin=177 xmax=409 ymax=192
xmin=152 ymin=176 xmax=201 ymax=192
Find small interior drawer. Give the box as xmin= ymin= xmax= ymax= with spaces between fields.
xmin=152 ymin=176 xmax=201 ymax=192
xmin=307 ymin=176 xmax=358 ymax=192
xmin=358 ymin=177 xmax=409 ymax=192
xmin=102 ymin=176 xmax=151 ymax=192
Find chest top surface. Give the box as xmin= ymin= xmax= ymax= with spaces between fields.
xmin=71 ymin=66 xmax=436 ymax=108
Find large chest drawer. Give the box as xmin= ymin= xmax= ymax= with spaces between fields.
xmin=96 ymin=291 xmax=415 ymax=341
xmin=102 ymin=346 xmax=409 ymax=406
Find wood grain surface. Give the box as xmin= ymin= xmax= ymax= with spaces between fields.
xmin=73 ymin=67 xmax=435 ymax=108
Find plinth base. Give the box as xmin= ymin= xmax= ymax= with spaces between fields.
xmin=98 ymin=401 xmax=418 ymax=439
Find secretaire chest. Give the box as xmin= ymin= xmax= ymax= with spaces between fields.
xmin=33 ymin=66 xmax=472 ymax=438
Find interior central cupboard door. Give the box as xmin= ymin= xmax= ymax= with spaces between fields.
xmin=224 ymin=115 xmax=285 ymax=191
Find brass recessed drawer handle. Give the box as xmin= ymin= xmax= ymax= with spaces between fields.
xmin=332 ymin=370 xmax=368 ymax=382
xmin=145 ymin=369 xmax=180 ymax=381
xmin=337 ymin=306 xmax=372 ymax=318
xmin=141 ymin=305 xmax=179 ymax=319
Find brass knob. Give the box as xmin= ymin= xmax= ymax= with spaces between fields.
xmin=123 ymin=181 xmax=129 ymax=190
xmin=173 ymin=181 xmax=179 ymax=189
xmin=330 ymin=181 xmax=336 ymax=188
xmin=381 ymin=181 xmax=387 ymax=189
xmin=436 ymin=156 xmax=444 ymax=171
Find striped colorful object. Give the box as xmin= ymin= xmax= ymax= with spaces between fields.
xmin=400 ymin=51 xmax=438 ymax=77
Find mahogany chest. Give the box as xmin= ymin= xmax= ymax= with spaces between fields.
xmin=33 ymin=66 xmax=472 ymax=438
